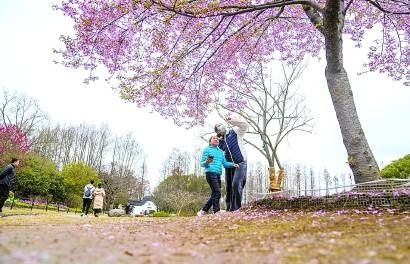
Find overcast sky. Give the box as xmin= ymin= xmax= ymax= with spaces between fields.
xmin=1 ymin=0 xmax=409 ymax=190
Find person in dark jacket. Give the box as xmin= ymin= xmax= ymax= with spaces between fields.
xmin=0 ymin=158 xmax=20 ymax=215
xmin=215 ymin=115 xmax=248 ymax=211
xmin=81 ymin=179 xmax=95 ymax=216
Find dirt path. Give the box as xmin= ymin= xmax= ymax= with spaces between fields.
xmin=1 ymin=210 xmax=409 ymax=263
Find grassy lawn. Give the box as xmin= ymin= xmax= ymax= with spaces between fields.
xmin=0 ymin=208 xmax=409 ymax=263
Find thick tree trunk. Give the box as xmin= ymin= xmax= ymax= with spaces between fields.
xmin=325 ymin=67 xmax=380 ymax=183
xmin=323 ymin=0 xmax=380 ymax=183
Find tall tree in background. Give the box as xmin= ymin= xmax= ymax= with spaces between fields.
xmin=110 ymin=133 xmax=142 ymax=177
xmin=192 ymin=147 xmax=203 ymax=177
xmin=310 ymin=168 xmax=316 ymax=195
xmin=32 ymin=124 xmax=111 ymax=171
xmin=106 ymin=133 xmax=146 ymax=204
xmin=161 ymin=148 xmax=191 ymax=178
xmin=138 ymin=156 xmax=148 ymax=198
xmin=0 ymin=90 xmax=48 ymax=138
xmin=245 ymin=161 xmax=267 ymax=199
xmin=323 ymin=168 xmax=332 ymax=195
xmin=216 ymin=61 xmax=312 ymax=191
xmin=57 ymin=0 xmax=409 ymax=183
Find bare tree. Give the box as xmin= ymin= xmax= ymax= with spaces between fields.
xmin=244 ymin=163 xmax=254 ymax=202
xmin=32 ymin=123 xmax=111 ymax=170
xmin=110 ymin=133 xmax=142 ymax=177
xmin=94 ymin=124 xmax=110 ymax=173
xmin=160 ymin=159 xmax=170 ymax=181
xmin=216 ymin=62 xmax=313 ymax=192
xmin=192 ymin=147 xmax=203 ymax=177
xmin=105 ymin=132 xmax=146 ymax=203
xmin=341 ymin=173 xmax=347 ymax=192
xmin=245 ymin=161 xmax=268 ymax=201
xmin=255 ymin=162 xmax=266 ymax=194
xmin=334 ymin=174 xmax=339 ymax=194
xmin=138 ymin=156 xmax=148 ymax=198
xmin=310 ymin=167 xmax=316 ymax=196
xmin=31 ymin=125 xmax=64 ymax=165
xmin=0 ymin=89 xmax=48 ymax=138
xmin=71 ymin=124 xmax=91 ymax=163
xmin=323 ymin=168 xmax=332 ymax=196
xmin=161 ymin=148 xmax=191 ymax=177
xmin=295 ymin=164 xmax=302 ymax=196
xmin=304 ymin=166 xmax=308 ymax=196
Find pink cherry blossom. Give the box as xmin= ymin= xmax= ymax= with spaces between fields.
xmin=0 ymin=125 xmax=30 ymax=164
xmin=55 ymin=1 xmax=409 ymax=125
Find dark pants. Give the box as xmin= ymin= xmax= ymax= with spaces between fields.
xmin=82 ymin=198 xmax=92 ymax=215
xmin=225 ymin=168 xmax=234 ymax=211
xmin=202 ymin=172 xmax=221 ymax=213
xmin=225 ymin=161 xmax=247 ymax=211
xmin=94 ymin=208 xmax=102 ymax=217
xmin=0 ymin=184 xmax=10 ymax=212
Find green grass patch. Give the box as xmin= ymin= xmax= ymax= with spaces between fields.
xmin=152 ymin=211 xmax=173 ymax=217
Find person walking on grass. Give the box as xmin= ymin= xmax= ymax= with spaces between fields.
xmin=197 ymin=135 xmax=239 ymax=216
xmin=0 ymin=158 xmax=20 ymax=216
xmin=93 ymin=183 xmax=105 ymax=217
xmin=215 ymin=114 xmax=248 ymax=212
xmin=81 ymin=179 xmax=95 ymax=217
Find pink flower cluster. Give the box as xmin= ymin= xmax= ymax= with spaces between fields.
xmin=56 ymin=1 xmax=409 ymax=125
xmin=0 ymin=125 xmax=30 ymax=160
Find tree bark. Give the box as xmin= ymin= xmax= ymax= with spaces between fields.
xmin=323 ymin=0 xmax=380 ymax=183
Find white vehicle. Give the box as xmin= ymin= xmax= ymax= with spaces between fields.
xmin=128 ymin=197 xmax=157 ymax=216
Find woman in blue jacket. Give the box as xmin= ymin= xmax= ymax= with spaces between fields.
xmin=197 ymin=135 xmax=238 ymax=216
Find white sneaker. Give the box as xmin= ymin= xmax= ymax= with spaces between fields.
xmin=196 ymin=210 xmax=205 ymax=217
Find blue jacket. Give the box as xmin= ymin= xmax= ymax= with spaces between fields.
xmin=0 ymin=164 xmax=16 ymax=188
xmin=201 ymin=146 xmax=234 ymax=174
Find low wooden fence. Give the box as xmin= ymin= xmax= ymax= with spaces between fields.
xmin=248 ymin=179 xmax=410 ymax=211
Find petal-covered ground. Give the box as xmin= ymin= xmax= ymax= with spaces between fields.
xmin=0 ymin=208 xmax=409 ymax=263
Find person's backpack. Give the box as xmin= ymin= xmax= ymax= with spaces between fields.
xmin=84 ymin=186 xmax=92 ymax=198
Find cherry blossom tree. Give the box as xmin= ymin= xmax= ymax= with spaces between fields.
xmin=0 ymin=124 xmax=30 ymax=165
xmin=55 ymin=0 xmax=409 ymax=183
xmin=216 ymin=61 xmax=313 ymax=191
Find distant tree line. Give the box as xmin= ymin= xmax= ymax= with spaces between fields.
xmin=0 ymin=89 xmax=148 ymax=210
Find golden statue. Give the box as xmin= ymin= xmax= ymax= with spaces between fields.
xmin=269 ymin=167 xmax=285 ymax=192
